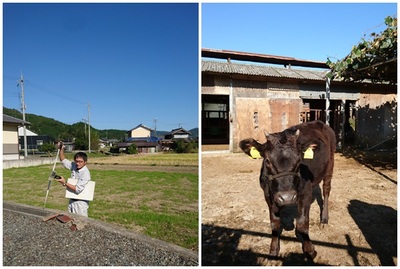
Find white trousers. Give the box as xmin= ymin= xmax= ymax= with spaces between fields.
xmin=68 ymin=199 xmax=89 ymax=217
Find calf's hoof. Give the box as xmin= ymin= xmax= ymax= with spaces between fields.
xmin=269 ymin=245 xmax=280 ymax=257
xmin=303 ymin=243 xmax=317 ymax=260
xmin=306 ymin=250 xmax=317 ymax=260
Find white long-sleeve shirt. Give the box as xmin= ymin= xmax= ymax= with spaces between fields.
xmin=61 ymin=159 xmax=91 ymax=194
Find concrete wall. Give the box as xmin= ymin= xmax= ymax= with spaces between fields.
xmin=356 ymin=93 xmax=397 ymax=148
xmin=3 ymin=157 xmax=56 ymax=169
xmin=231 ymin=78 xmax=302 ymax=152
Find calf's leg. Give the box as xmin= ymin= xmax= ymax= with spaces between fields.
xmin=296 ymin=193 xmax=317 ymax=259
xmin=269 ymin=211 xmax=282 ymax=257
xmin=263 ymin=183 xmax=283 ymax=257
xmin=321 ymin=171 xmax=332 ymax=224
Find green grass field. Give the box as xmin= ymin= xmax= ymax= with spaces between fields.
xmin=3 ymin=153 xmax=199 ymax=250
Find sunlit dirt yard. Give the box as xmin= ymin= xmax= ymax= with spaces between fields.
xmin=201 ymin=149 xmax=397 ymax=266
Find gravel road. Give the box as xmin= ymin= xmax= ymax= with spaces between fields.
xmin=3 ymin=202 xmax=198 ymax=266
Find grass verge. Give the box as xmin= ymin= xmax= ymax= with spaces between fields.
xmin=3 ymin=153 xmax=198 ymax=251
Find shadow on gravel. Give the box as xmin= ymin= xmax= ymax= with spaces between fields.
xmin=201 ymin=224 xmax=329 ymax=266
xmin=201 ymin=218 xmax=388 ymax=266
xmin=339 ymin=147 xmax=397 ymax=184
xmin=348 ymin=200 xmax=397 ymax=266
xmin=201 ymin=187 xmax=334 ymax=266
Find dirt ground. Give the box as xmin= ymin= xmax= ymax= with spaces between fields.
xmin=201 ymin=148 xmax=397 ymax=266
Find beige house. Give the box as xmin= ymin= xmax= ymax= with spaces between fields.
xmin=119 ymin=124 xmax=158 ymax=153
xmin=127 ymin=124 xmax=153 ymax=138
xmin=3 ymin=115 xmax=30 ymax=160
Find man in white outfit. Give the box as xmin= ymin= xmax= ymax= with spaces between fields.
xmin=56 ymin=142 xmax=91 ymax=217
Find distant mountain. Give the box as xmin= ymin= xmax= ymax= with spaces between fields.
xmin=3 ymin=107 xmax=198 ymax=140
xmin=188 ymin=128 xmax=198 ymax=138
xmin=4 ymin=107 xmax=70 ymax=140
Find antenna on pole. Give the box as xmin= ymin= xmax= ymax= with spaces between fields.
xmin=18 ymin=73 xmax=28 ymax=158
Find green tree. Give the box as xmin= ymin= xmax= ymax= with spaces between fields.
xmin=126 ymin=144 xmax=138 ymax=154
xmin=39 ymin=142 xmax=56 ymax=156
xmin=90 ymin=130 xmax=100 ymax=151
xmin=74 ymin=137 xmax=88 ymax=150
xmin=173 ymin=140 xmax=198 ymax=153
xmin=327 ymin=16 xmax=397 ymax=84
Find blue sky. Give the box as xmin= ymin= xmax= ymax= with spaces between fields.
xmin=3 ymin=2 xmax=397 ymax=132
xmin=3 ymin=3 xmax=199 ymax=132
xmin=202 ymin=2 xmax=397 ymax=63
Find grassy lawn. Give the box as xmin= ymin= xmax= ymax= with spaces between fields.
xmin=3 ymin=153 xmax=199 ymax=251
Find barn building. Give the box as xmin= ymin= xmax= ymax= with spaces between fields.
xmin=201 ymin=49 xmax=397 ymax=152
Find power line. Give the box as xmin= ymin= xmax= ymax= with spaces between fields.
xmin=24 ymin=79 xmax=86 ymax=105
xmin=7 ymin=75 xmax=89 ymax=127
xmin=4 ymin=76 xmax=21 ymax=104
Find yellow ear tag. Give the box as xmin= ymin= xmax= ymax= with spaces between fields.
xmin=249 ymin=147 xmax=262 ymax=159
xmin=304 ymin=147 xmax=314 ymax=159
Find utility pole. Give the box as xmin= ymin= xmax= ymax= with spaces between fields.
xmin=82 ymin=118 xmax=87 ymax=136
xmin=325 ymin=76 xmax=331 ymax=126
xmin=154 ymin=118 xmax=158 ymax=152
xmin=88 ymin=103 xmax=91 ymax=153
xmin=18 ymin=73 xmax=28 ymax=158
xmin=154 ymin=118 xmax=157 ymax=137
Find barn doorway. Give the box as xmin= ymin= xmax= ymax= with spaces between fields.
xmin=202 ymin=94 xmax=230 ymax=146
xmin=301 ymin=99 xmax=357 ymax=147
xmin=301 ymin=99 xmax=332 ymax=124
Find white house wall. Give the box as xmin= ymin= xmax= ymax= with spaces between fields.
xmin=130 ymin=127 xmax=151 ymax=138
xmin=4 ymin=125 xmax=19 ymax=143
xmin=3 ymin=124 xmax=20 ymax=160
xmin=173 ymin=134 xmax=189 ymax=139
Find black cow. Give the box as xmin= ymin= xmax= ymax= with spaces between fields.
xmin=239 ymin=120 xmax=336 ymax=259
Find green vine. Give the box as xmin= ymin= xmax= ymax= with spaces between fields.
xmin=327 ymin=16 xmax=397 ymax=84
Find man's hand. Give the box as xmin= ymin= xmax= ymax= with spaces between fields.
xmin=58 ymin=141 xmax=66 ymax=162
xmin=56 ymin=176 xmax=66 ymax=186
xmin=57 ymin=141 xmax=64 ymax=150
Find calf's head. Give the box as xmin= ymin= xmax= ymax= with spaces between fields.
xmin=240 ymin=129 xmax=302 ymax=207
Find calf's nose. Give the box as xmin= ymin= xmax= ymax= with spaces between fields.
xmin=274 ymin=191 xmax=297 ymax=206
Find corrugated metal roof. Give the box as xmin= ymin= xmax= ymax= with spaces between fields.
xmin=202 ymin=48 xmax=329 ymax=68
xmin=127 ymin=123 xmax=153 ymax=132
xmin=3 ymin=114 xmax=30 ymax=125
xmin=202 ymin=60 xmax=328 ymax=81
xmin=170 ymin=127 xmax=191 ymax=135
xmin=117 ymin=141 xmax=158 ymax=148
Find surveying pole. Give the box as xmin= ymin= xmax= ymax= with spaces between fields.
xmin=88 ymin=103 xmax=91 ymax=153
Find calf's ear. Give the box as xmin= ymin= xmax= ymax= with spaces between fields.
xmin=239 ymin=139 xmax=264 ymax=158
